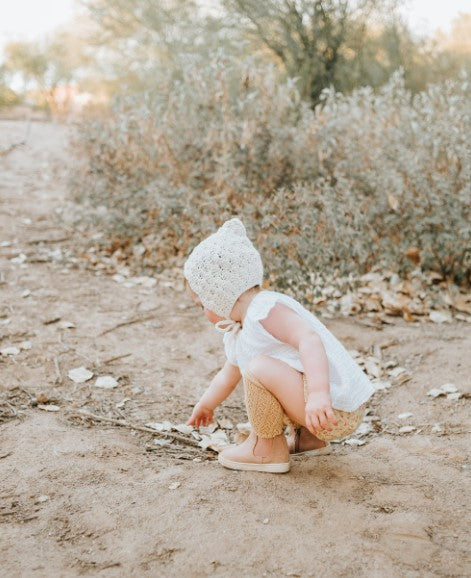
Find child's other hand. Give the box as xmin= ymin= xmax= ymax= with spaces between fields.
xmin=305 ymin=391 xmax=338 ymax=435
xmin=186 ymin=402 xmax=214 ymax=428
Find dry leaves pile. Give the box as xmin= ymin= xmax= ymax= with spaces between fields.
xmin=302 ymin=270 xmax=471 ymax=325
xmin=105 ymin=264 xmax=470 ymax=327
xmin=2 ymin=227 xmax=469 ymax=328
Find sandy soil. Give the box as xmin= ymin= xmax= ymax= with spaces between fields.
xmin=0 ymin=120 xmax=470 ymax=578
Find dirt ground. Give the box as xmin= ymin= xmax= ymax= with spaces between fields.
xmin=0 ymin=120 xmax=470 ymax=578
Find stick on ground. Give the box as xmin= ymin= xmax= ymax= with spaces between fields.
xmin=67 ymin=410 xmax=202 ymax=448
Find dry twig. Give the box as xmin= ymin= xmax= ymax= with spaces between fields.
xmin=67 ymin=410 xmax=201 ymax=448
xmin=102 ymin=353 xmax=132 ymax=365
xmin=98 ymin=315 xmax=158 ymax=337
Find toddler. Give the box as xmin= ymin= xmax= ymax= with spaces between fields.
xmin=184 ymin=218 xmax=375 ymax=473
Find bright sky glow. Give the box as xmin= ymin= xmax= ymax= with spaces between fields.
xmin=0 ymin=0 xmax=469 ymax=50
xmin=401 ymin=0 xmax=470 ymax=35
xmin=0 ymin=0 xmax=77 ymax=47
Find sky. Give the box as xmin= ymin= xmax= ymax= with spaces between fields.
xmin=0 ymin=0 xmax=469 ymax=49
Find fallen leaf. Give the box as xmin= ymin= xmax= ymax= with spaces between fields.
xmin=197 ymin=435 xmax=212 ymax=450
xmin=450 ymin=294 xmax=471 ymax=315
xmin=427 ymin=388 xmax=446 ymax=398
xmin=68 ymin=367 xmax=93 ymax=383
xmin=11 ymin=253 xmax=27 ymax=264
xmin=116 ymin=398 xmax=131 ymax=409
xmin=38 ymin=404 xmax=60 ymax=412
xmin=154 ymin=438 xmax=171 ymax=447
xmin=146 ymin=421 xmax=173 ymax=432
xmin=440 ymin=383 xmax=458 ymax=393
xmin=398 ymin=425 xmax=416 ymax=433
xmin=395 ymin=373 xmax=412 ymax=386
xmin=197 ymin=430 xmax=230 ymax=451
xmin=199 ymin=423 xmax=218 ymax=434
xmin=168 ymin=482 xmax=181 ymax=490
xmin=344 ymin=438 xmax=366 ymax=446
xmin=387 ymin=193 xmax=399 ymax=212
xmin=94 ymin=375 xmax=118 ymax=389
xmin=236 ymin=422 xmax=252 ymax=434
xmin=355 ymin=422 xmax=372 ymax=437
xmin=218 ymin=418 xmax=234 ymax=429
xmin=0 ymin=346 xmax=20 ymax=356
xmin=371 ymin=379 xmax=392 ymax=391
xmin=429 ymin=311 xmax=452 ymax=323
xmin=427 ymin=383 xmax=461 ymax=399
xmin=397 ymin=412 xmax=414 ymax=419
xmin=129 ymin=276 xmax=157 ymax=288
xmin=173 ymin=424 xmax=194 ymax=435
xmin=57 ymin=320 xmax=76 ymax=329
xmin=364 ymin=358 xmax=382 ymax=379
xmin=404 ymin=247 xmax=420 ymax=265
xmin=388 ymin=367 xmax=408 ymax=378
xmin=35 ymin=495 xmax=49 ymax=504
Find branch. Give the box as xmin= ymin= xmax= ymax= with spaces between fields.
xmin=68 ymin=410 xmax=202 ymax=449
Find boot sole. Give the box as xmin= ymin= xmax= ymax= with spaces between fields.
xmin=218 ymin=453 xmax=291 ymax=473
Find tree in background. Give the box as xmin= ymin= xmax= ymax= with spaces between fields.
xmin=3 ymin=24 xmax=94 ymax=114
xmin=2 ymin=0 xmax=469 ymax=110
xmin=0 ymin=64 xmax=20 ymax=108
xmin=221 ymin=0 xmax=420 ymax=104
xmin=83 ymin=0 xmax=249 ymax=92
xmin=82 ymin=0 xmax=470 ymax=105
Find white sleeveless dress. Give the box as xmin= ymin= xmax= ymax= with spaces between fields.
xmin=223 ymin=290 xmax=375 ymax=412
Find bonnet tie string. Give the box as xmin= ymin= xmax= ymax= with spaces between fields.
xmin=214 ymin=319 xmax=242 ymax=334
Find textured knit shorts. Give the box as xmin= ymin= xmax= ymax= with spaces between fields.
xmin=302 ymin=374 xmax=367 ymax=442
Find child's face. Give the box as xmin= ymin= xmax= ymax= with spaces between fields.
xmin=185 ymin=282 xmax=224 ymax=324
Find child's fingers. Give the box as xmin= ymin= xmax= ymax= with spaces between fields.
xmin=325 ymin=407 xmax=338 ymax=426
xmin=317 ymin=411 xmax=331 ymax=431
xmin=306 ymin=412 xmax=321 ymax=434
xmin=305 ymin=419 xmax=317 ymax=436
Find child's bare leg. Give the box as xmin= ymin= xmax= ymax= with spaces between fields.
xmin=246 ymin=354 xmax=326 ymax=455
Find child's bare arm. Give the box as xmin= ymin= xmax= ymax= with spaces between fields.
xmin=260 ymin=303 xmax=338 ymax=433
xmin=186 ymin=361 xmax=241 ymax=427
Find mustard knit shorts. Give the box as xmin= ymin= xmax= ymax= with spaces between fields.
xmin=302 ymin=374 xmax=367 ymax=441
xmin=242 ymin=370 xmax=367 ymax=442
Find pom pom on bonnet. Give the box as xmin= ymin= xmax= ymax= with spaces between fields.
xmin=183 ymin=218 xmax=263 ymax=319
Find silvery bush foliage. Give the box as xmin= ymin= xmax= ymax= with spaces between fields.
xmin=73 ymin=57 xmax=470 ymax=286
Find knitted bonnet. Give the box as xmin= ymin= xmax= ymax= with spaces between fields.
xmin=183 ymin=218 xmax=263 ymax=319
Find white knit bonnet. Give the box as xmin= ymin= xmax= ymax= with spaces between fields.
xmin=183 ymin=218 xmax=263 ymax=321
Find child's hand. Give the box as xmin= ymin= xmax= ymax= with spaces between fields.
xmin=305 ymin=391 xmax=338 ymax=435
xmin=186 ymin=402 xmax=214 ymax=428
